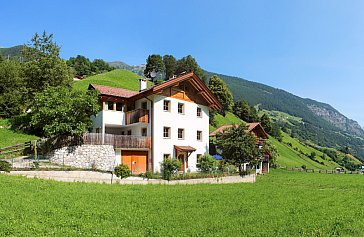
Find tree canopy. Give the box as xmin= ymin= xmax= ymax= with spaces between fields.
xmin=233 ymin=100 xmax=259 ymax=122
xmin=22 ymin=31 xmax=72 ymax=95
xmin=0 ymin=60 xmax=26 ymax=117
xmin=216 ymin=125 xmax=259 ymax=173
xmin=209 ymin=75 xmax=234 ymax=114
xmin=28 ymin=86 xmax=100 ymax=137
xmin=163 ymin=55 xmax=177 ymax=80
xmin=144 ymin=54 xmax=165 ymax=80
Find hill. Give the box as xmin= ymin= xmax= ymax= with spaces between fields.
xmin=204 ymin=71 xmax=364 ymax=161
xmin=73 ymin=69 xmax=148 ymax=91
xmin=108 ymin=61 xmax=145 ymax=77
xmin=0 ymin=45 xmax=23 ymax=59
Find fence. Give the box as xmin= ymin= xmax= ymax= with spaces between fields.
xmin=0 ymin=141 xmax=31 ymax=156
xmin=82 ymin=133 xmax=151 ymax=149
xmin=283 ymin=167 xmax=363 ymax=174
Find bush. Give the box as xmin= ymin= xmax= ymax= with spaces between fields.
xmin=196 ymin=153 xmax=218 ymax=173
xmin=0 ymin=160 xmax=12 ymax=172
xmin=222 ymin=163 xmax=237 ymax=174
xmin=114 ymin=164 xmax=131 ymax=179
xmin=161 ymin=158 xmax=181 ymax=181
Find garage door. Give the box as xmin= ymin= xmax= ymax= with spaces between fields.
xmin=121 ymin=151 xmax=148 ymax=174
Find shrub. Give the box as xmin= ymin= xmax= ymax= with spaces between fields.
xmin=114 ymin=164 xmax=131 ymax=179
xmin=222 ymin=163 xmax=237 ymax=174
xmin=0 ymin=160 xmax=12 ymax=172
xmin=161 ymin=158 xmax=181 ymax=181
xmin=196 ymin=153 xmax=218 ymax=173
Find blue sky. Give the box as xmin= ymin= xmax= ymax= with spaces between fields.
xmin=2 ymin=0 xmax=364 ymax=126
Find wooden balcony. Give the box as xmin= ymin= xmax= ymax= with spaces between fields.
xmin=83 ymin=133 xmax=151 ymax=149
xmin=125 ymin=109 xmax=149 ymax=125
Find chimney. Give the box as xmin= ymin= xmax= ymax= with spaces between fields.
xmin=139 ymin=78 xmax=147 ymax=91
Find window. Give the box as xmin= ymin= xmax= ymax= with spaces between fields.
xmin=178 ymin=128 xmax=184 ymax=139
xmin=197 ymin=107 xmax=202 ymax=117
xmin=163 ymin=127 xmax=171 ymax=138
xmin=178 ymin=103 xmax=184 ymax=114
xmin=107 ymin=101 xmax=114 ymax=111
xmin=121 ymin=131 xmax=125 ymax=135
xmin=141 ymin=101 xmax=147 ymax=110
xmin=127 ymin=130 xmax=132 ymax=135
xmin=163 ymin=154 xmax=171 ymax=161
xmin=96 ymin=128 xmax=100 ymax=133
xmin=116 ymin=103 xmax=123 ymax=111
xmin=163 ymin=100 xmax=170 ymax=112
xmin=141 ymin=128 xmax=147 ymax=137
xmin=197 ymin=131 xmax=202 ymax=141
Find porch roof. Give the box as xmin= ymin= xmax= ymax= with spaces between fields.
xmin=174 ymin=145 xmax=196 ymax=152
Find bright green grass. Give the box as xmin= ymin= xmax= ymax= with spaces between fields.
xmin=73 ymin=69 xmax=149 ymax=92
xmin=0 ymin=118 xmax=10 ymax=126
xmin=0 ymin=128 xmax=38 ymax=148
xmin=281 ymin=132 xmax=338 ymax=169
xmin=1 ymin=170 xmax=364 ymax=236
xmin=210 ymin=112 xmax=243 ymax=132
xmin=271 ymin=136 xmax=337 ymax=169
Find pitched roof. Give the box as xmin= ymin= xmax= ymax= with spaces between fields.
xmin=88 ymin=84 xmax=139 ymax=98
xmin=174 ymin=145 xmax=196 ymax=152
xmin=130 ymin=72 xmax=223 ymax=110
xmin=209 ymin=122 xmax=268 ymax=139
xmin=209 ymin=124 xmax=238 ymax=136
xmin=88 ymin=72 xmax=222 ymax=110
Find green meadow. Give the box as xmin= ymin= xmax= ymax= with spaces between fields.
xmin=1 ymin=170 xmax=363 ymax=236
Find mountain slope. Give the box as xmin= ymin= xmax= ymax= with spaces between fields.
xmin=204 ymin=71 xmax=364 ymax=161
xmin=0 ymin=45 xmax=23 ymax=59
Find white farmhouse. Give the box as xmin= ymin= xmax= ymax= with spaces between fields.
xmin=88 ymin=72 xmax=222 ymax=173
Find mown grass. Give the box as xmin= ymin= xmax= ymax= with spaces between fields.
xmin=0 ymin=170 xmax=363 ymax=236
xmin=73 ymin=69 xmax=151 ymax=92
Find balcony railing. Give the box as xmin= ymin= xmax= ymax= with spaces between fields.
xmin=83 ymin=133 xmax=151 ymax=149
xmin=125 ymin=108 xmax=149 ymax=125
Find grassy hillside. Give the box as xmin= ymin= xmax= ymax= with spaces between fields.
xmin=272 ymin=133 xmax=339 ymax=169
xmin=73 ymin=69 xmax=148 ymax=92
xmin=0 ymin=119 xmax=38 ymax=149
xmin=209 ymin=112 xmax=243 ymax=132
xmin=1 ymin=171 xmax=364 ymax=236
xmin=0 ymin=128 xmax=38 ymax=148
xmin=209 ymin=113 xmax=344 ymax=169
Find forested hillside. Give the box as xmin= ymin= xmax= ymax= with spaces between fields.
xmin=204 ymin=71 xmax=364 ymax=161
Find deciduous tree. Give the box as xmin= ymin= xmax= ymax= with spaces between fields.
xmin=144 ymin=54 xmax=165 ymax=80
xmin=209 ymin=75 xmax=234 ymax=115
xmin=216 ymin=125 xmax=259 ymax=174
xmin=22 ymin=32 xmax=72 ymax=95
xmin=28 ymin=86 xmax=99 ymax=138
xmin=163 ymin=55 xmax=177 ymax=80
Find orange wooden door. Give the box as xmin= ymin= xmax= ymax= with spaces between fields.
xmin=121 ymin=151 xmax=147 ymax=174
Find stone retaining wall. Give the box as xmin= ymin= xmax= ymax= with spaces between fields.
xmin=47 ymin=145 xmax=115 ymax=171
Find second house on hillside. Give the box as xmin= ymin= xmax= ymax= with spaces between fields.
xmin=88 ymin=72 xmax=222 ymax=174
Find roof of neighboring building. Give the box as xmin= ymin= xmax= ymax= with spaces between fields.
xmin=88 ymin=72 xmax=222 ymax=110
xmin=88 ymin=84 xmax=139 ymax=98
xmin=209 ymin=122 xmax=268 ymax=139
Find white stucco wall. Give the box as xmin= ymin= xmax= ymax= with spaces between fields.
xmin=152 ymin=94 xmax=209 ymax=172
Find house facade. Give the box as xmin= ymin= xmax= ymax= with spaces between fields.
xmin=209 ymin=122 xmax=270 ymax=174
xmin=88 ymin=72 xmax=222 ymax=174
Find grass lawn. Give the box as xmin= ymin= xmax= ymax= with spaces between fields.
xmin=1 ymin=170 xmax=363 ymax=236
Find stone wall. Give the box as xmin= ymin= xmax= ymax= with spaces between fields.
xmin=47 ymin=145 xmax=115 ymax=171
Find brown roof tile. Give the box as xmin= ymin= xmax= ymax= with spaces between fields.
xmin=89 ymin=84 xmax=139 ymax=98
